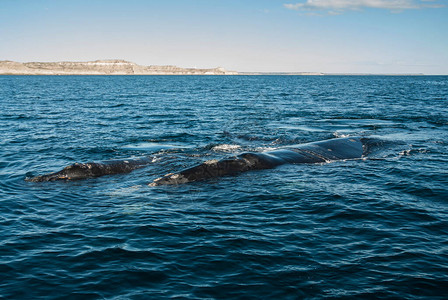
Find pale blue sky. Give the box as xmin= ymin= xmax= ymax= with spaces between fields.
xmin=1 ymin=0 xmax=447 ymax=74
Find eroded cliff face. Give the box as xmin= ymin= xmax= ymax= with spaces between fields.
xmin=0 ymin=59 xmax=238 ymax=75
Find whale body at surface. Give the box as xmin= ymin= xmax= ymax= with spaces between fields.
xmin=26 ymin=157 xmax=153 ymax=182
xmin=151 ymin=137 xmax=365 ymax=186
xmin=27 ymin=137 xmax=368 ymax=184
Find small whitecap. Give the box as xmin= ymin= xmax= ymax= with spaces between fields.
xmin=122 ymin=142 xmax=189 ymax=152
xmin=256 ymin=147 xmax=277 ymax=152
xmin=211 ymin=144 xmax=241 ymax=152
xmin=333 ymin=132 xmax=351 ymax=138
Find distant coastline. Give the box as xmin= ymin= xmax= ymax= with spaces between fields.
xmin=0 ymin=59 xmax=428 ymax=76
xmin=240 ymin=72 xmax=426 ymax=76
xmin=0 ymin=59 xmax=238 ymax=75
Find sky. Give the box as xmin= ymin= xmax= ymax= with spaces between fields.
xmin=1 ymin=0 xmax=447 ymax=74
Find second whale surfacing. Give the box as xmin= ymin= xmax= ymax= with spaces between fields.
xmin=27 ymin=157 xmax=153 ymax=182
xmin=150 ymin=136 xmax=366 ymax=186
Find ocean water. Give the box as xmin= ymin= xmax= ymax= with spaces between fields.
xmin=0 ymin=75 xmax=447 ymax=299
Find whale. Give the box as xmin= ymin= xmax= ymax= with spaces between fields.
xmin=26 ymin=137 xmax=370 ymax=184
xmin=26 ymin=157 xmax=153 ymax=182
xmin=150 ymin=137 xmax=365 ymax=186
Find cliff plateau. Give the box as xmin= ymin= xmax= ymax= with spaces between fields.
xmin=0 ymin=59 xmax=238 ymax=75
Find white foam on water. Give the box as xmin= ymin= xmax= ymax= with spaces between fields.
xmin=212 ymin=144 xmax=241 ymax=152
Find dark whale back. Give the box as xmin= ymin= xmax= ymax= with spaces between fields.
xmin=151 ymin=137 xmax=364 ymax=186
xmin=286 ymin=136 xmax=364 ymax=161
xmin=26 ymin=157 xmax=152 ymax=182
xmin=27 ymin=137 xmax=366 ymax=184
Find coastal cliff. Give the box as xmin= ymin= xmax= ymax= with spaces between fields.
xmin=0 ymin=59 xmax=238 ymax=75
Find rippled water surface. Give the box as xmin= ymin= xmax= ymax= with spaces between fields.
xmin=1 ymin=75 xmax=447 ymax=299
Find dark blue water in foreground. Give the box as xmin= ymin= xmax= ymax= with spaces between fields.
xmin=1 ymin=75 xmax=447 ymax=299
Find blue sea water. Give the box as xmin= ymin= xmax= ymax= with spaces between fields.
xmin=0 ymin=75 xmax=447 ymax=299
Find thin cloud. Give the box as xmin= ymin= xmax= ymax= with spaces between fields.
xmin=284 ymin=0 xmax=445 ymax=14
